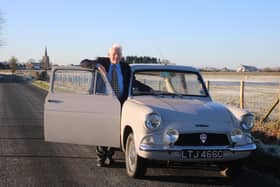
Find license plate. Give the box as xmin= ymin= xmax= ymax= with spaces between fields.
xmin=181 ymin=150 xmax=224 ymax=159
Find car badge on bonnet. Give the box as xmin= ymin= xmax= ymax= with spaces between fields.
xmin=200 ymin=133 xmax=207 ymax=143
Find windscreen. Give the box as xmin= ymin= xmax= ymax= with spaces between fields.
xmin=132 ymin=70 xmax=207 ymax=97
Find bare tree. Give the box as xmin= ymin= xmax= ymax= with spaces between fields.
xmin=27 ymin=58 xmax=36 ymax=64
xmin=8 ymin=56 xmax=18 ymax=73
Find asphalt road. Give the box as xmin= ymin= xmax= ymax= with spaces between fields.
xmin=0 ymin=74 xmax=279 ymax=187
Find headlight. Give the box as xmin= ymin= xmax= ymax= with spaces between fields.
xmin=163 ymin=128 xmax=179 ymax=145
xmin=145 ymin=113 xmax=161 ymax=129
xmin=240 ymin=114 xmax=254 ymax=130
xmin=231 ymin=128 xmax=243 ymax=143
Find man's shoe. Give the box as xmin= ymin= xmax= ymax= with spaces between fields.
xmin=96 ymin=160 xmax=105 ymax=167
xmin=107 ymin=157 xmax=115 ymax=166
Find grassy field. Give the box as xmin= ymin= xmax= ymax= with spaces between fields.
xmin=202 ymin=72 xmax=280 ymax=121
xmin=209 ymin=84 xmax=279 ymax=119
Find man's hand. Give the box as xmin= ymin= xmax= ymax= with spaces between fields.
xmin=98 ymin=64 xmax=107 ymax=76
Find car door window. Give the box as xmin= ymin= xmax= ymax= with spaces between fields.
xmin=94 ymin=71 xmax=107 ymax=95
xmin=53 ymin=70 xmax=94 ymax=94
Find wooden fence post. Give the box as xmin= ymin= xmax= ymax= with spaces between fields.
xmin=240 ymin=80 xmax=244 ymax=109
xmin=261 ymin=98 xmax=279 ymax=123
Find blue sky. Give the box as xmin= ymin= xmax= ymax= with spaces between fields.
xmin=0 ymin=0 xmax=279 ymax=68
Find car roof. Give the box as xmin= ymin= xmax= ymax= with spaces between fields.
xmin=51 ymin=66 xmax=92 ymax=71
xmin=51 ymin=64 xmax=199 ymax=73
xmin=129 ymin=64 xmax=199 ymax=73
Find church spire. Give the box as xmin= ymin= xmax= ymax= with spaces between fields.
xmin=45 ymin=47 xmax=48 ymax=56
xmin=41 ymin=46 xmax=50 ymax=70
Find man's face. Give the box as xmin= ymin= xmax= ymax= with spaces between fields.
xmin=109 ymin=48 xmax=122 ymax=64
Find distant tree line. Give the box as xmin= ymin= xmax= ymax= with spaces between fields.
xmin=96 ymin=56 xmax=170 ymax=64
xmin=0 ymin=55 xmax=167 ymax=71
xmin=124 ymin=56 xmax=160 ymax=64
xmin=0 ymin=63 xmax=7 ymax=69
xmin=0 ymin=56 xmax=25 ymax=71
xmin=259 ymin=67 xmax=280 ymax=72
xmin=0 ymin=57 xmax=51 ymax=71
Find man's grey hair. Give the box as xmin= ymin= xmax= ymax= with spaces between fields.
xmin=109 ymin=44 xmax=122 ymax=54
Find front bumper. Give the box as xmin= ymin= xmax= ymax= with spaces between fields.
xmin=139 ymin=143 xmax=256 ymax=162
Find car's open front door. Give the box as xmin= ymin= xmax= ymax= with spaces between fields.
xmin=44 ymin=67 xmax=121 ymax=148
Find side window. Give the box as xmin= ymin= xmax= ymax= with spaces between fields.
xmin=53 ymin=70 xmax=94 ymax=94
xmin=94 ymin=71 xmax=107 ymax=95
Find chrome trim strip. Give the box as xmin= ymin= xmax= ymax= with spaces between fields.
xmin=139 ymin=144 xmax=256 ymax=152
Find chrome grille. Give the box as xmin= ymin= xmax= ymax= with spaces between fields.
xmin=175 ymin=133 xmax=230 ymax=146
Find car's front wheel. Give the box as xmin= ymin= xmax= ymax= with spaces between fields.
xmin=125 ymin=133 xmax=147 ymax=178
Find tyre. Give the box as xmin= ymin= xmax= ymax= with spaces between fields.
xmin=125 ymin=133 xmax=147 ymax=178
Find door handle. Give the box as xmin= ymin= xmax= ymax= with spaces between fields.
xmin=48 ymin=99 xmax=63 ymax=103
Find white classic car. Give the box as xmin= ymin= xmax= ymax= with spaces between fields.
xmin=44 ymin=64 xmax=256 ymax=178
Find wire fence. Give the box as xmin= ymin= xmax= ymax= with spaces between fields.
xmin=207 ymin=80 xmax=280 ymax=121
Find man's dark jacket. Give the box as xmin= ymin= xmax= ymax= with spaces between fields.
xmin=80 ymin=57 xmax=131 ymax=104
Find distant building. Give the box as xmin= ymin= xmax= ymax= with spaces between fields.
xmin=41 ymin=47 xmax=50 ymax=69
xmin=237 ymin=64 xmax=258 ymax=72
xmin=220 ymin=67 xmax=233 ymax=72
xmin=25 ymin=62 xmax=41 ymax=70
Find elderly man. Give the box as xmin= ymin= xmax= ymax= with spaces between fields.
xmin=80 ymin=44 xmax=131 ymax=167
xmin=81 ymin=44 xmax=131 ymax=103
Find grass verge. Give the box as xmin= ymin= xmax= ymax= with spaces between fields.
xmin=32 ymin=80 xmax=49 ymax=91
xmin=248 ymin=121 xmax=280 ymax=177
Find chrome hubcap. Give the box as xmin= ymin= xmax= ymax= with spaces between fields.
xmin=128 ymin=138 xmax=136 ymax=172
